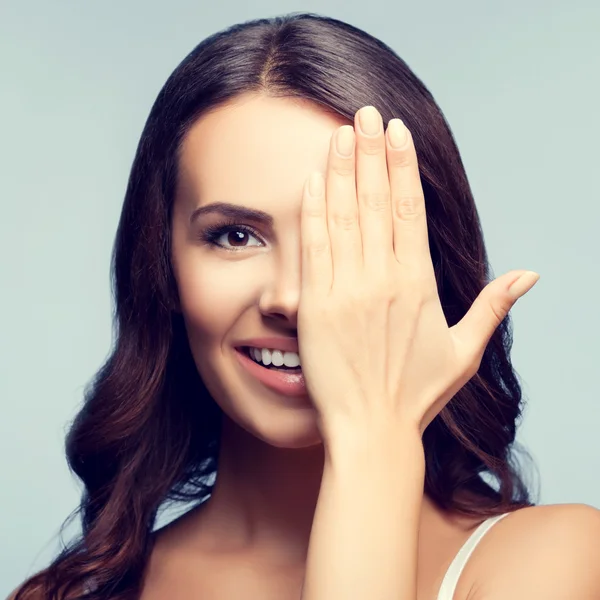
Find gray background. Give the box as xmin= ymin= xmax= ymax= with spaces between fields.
xmin=1 ymin=0 xmax=598 ymax=595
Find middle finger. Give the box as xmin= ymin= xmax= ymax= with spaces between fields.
xmin=354 ymin=105 xmax=393 ymax=274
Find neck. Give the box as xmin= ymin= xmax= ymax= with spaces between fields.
xmin=171 ymin=412 xmax=443 ymax=567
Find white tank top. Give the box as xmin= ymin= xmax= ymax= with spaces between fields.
xmin=436 ymin=512 xmax=510 ymax=600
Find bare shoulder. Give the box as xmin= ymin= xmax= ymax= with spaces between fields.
xmin=464 ymin=503 xmax=600 ymax=600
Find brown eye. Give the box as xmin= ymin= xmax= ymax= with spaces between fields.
xmin=221 ymin=229 xmax=252 ymax=247
xmin=200 ymin=223 xmax=264 ymax=251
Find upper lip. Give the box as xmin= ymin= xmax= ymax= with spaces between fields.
xmin=234 ymin=336 xmax=299 ymax=353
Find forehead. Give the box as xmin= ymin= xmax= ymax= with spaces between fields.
xmin=176 ymin=93 xmax=349 ymax=210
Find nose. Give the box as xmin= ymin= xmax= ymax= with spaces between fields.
xmin=257 ymin=251 xmax=302 ymax=330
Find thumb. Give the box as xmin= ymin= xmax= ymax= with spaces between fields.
xmin=450 ymin=270 xmax=540 ymax=371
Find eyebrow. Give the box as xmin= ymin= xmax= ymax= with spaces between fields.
xmin=189 ymin=202 xmax=274 ymax=228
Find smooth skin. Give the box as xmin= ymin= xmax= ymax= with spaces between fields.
xmin=8 ymin=96 xmax=600 ymax=600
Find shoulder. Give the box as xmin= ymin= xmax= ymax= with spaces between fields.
xmin=465 ymin=503 xmax=600 ymax=600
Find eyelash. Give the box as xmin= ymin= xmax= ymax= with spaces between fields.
xmin=199 ymin=218 xmax=265 ymax=251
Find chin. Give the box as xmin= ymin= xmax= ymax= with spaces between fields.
xmin=223 ymin=399 xmax=324 ymax=449
xmin=196 ymin=351 xmax=324 ymax=449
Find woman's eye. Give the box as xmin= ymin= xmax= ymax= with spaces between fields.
xmin=201 ymin=224 xmax=264 ymax=251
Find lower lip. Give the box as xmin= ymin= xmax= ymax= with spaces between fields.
xmin=234 ymin=347 xmax=309 ymax=398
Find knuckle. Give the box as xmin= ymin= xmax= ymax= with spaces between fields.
xmin=303 ymin=207 xmax=326 ymax=219
xmin=359 ymin=276 xmax=394 ymax=306
xmin=393 ymin=194 xmax=424 ymax=220
xmin=330 ymin=211 xmax=359 ymax=230
xmin=351 ymin=289 xmax=384 ymax=313
xmin=306 ymin=241 xmax=330 ymax=258
xmin=387 ymin=150 xmax=412 ymax=169
xmin=358 ymin=191 xmax=391 ymax=212
xmin=371 ymin=283 xmax=394 ymax=306
xmin=330 ymin=161 xmax=355 ymax=177
xmin=340 ymin=279 xmax=368 ymax=300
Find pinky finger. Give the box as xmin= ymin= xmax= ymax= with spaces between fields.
xmin=301 ymin=172 xmax=333 ymax=296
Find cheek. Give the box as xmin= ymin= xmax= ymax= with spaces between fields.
xmin=176 ymin=257 xmax=260 ymax=341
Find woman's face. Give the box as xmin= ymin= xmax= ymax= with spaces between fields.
xmin=171 ymin=93 xmax=349 ymax=448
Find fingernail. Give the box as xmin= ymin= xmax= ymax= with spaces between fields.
xmin=358 ymin=106 xmax=382 ymax=136
xmin=508 ymin=271 xmax=540 ymax=299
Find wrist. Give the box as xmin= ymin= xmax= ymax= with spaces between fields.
xmin=323 ymin=417 xmax=425 ymax=474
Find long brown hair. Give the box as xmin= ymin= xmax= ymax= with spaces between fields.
xmin=14 ymin=11 xmax=537 ymax=600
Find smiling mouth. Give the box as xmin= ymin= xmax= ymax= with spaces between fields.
xmin=237 ymin=346 xmax=302 ymax=373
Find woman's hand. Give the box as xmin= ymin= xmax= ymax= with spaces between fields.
xmin=297 ymin=105 xmax=539 ymax=442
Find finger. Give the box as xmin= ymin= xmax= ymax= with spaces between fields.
xmin=450 ymin=270 xmax=541 ymax=373
xmin=354 ymin=106 xmax=393 ymax=272
xmin=301 ymin=172 xmax=333 ymax=296
xmin=326 ymin=125 xmax=362 ymax=285
xmin=386 ymin=118 xmax=432 ymax=273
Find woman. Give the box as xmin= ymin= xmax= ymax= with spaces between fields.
xmin=11 ymin=12 xmax=600 ymax=600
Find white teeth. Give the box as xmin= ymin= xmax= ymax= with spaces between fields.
xmin=261 ymin=348 xmax=271 ymax=366
xmin=249 ymin=347 xmax=301 ymax=368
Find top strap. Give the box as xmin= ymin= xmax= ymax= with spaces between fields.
xmin=436 ymin=512 xmax=510 ymax=600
